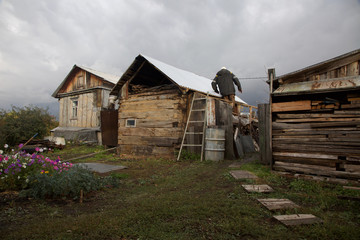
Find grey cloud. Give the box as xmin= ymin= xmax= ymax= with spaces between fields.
xmin=0 ymin=0 xmax=359 ymax=110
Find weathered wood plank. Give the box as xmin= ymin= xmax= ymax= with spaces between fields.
xmin=242 ymin=184 xmax=274 ymax=193
xmin=272 ymin=100 xmax=311 ymax=112
xmin=274 ymin=161 xmax=360 ymax=179
xmin=274 ymin=214 xmax=322 ymax=226
xmin=273 ymin=144 xmax=360 ymax=155
xmin=276 ymin=117 xmax=360 ymax=123
xmin=257 ymin=198 xmax=299 ymax=210
xmin=277 ymin=113 xmax=360 ymax=119
xmin=230 ymin=170 xmax=258 ymax=179
xmin=273 ymin=129 xmax=360 ymax=136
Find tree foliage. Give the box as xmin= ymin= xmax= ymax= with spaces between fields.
xmin=0 ymin=105 xmax=58 ymax=147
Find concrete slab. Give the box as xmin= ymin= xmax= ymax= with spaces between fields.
xmin=274 ymin=214 xmax=323 ymax=226
xmin=228 ymin=162 xmax=243 ymax=168
xmin=230 ymin=170 xmax=258 ymax=179
xmin=76 ymin=163 xmax=127 ymax=173
xmin=242 ymin=184 xmax=274 ymax=193
xmin=257 ymin=198 xmax=300 ymax=210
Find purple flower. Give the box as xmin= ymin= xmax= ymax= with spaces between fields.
xmin=19 ymin=144 xmax=24 ymax=149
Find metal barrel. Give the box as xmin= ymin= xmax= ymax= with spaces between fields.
xmin=205 ymin=127 xmax=225 ymax=161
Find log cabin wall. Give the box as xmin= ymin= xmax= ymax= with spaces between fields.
xmin=271 ymin=55 xmax=360 ymax=181
xmin=117 ymin=87 xmax=187 ymax=159
xmin=59 ymin=89 xmax=111 ymax=128
xmin=57 ymin=67 xmax=113 ymax=128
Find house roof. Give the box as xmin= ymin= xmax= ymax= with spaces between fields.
xmin=52 ymin=65 xmax=121 ymax=98
xmin=272 ymin=48 xmax=360 ymax=83
xmin=111 ymin=54 xmax=246 ymax=104
xmin=270 ymin=48 xmax=360 ymax=96
xmin=76 ymin=65 xmax=121 ymax=84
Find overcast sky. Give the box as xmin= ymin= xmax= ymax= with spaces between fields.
xmin=0 ymin=0 xmax=359 ymax=113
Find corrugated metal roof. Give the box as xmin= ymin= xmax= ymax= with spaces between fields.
xmin=141 ymin=55 xmax=246 ymax=104
xmin=77 ymin=65 xmax=121 ymax=84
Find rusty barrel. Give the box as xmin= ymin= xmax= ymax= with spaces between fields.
xmin=205 ymin=127 xmax=225 ymax=161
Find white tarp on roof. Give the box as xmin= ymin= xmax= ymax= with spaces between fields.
xmin=142 ymin=55 xmax=246 ymax=104
xmin=77 ymin=65 xmax=121 ymax=84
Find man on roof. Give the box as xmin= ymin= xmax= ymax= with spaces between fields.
xmin=212 ymin=67 xmax=242 ymax=114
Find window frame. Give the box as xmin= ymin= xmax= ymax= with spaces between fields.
xmin=71 ymin=98 xmax=79 ymax=119
xmin=125 ymin=119 xmax=136 ymax=127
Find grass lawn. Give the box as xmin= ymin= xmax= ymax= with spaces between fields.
xmin=1 ymin=145 xmax=360 ymax=239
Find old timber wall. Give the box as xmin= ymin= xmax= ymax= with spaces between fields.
xmin=117 ymin=88 xmax=187 ymax=158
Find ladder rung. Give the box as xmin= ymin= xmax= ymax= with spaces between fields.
xmin=185 ymin=132 xmax=204 ymax=135
xmin=189 ymin=121 xmax=205 ymax=123
xmin=194 ymin=98 xmax=206 ymax=101
xmin=192 ymin=109 xmax=206 ymax=112
xmin=183 ymin=144 xmax=203 ymax=147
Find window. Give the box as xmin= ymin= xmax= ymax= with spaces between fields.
xmin=77 ymin=75 xmax=84 ymax=88
xmin=72 ymin=99 xmax=78 ymax=118
xmin=126 ymin=119 xmax=136 ymax=127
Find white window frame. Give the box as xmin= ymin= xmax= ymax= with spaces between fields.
xmin=125 ymin=119 xmax=136 ymax=127
xmin=71 ymin=98 xmax=78 ymax=119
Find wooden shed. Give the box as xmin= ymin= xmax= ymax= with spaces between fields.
xmin=52 ymin=65 xmax=120 ymax=144
xmin=268 ymin=49 xmax=360 ymax=182
xmin=110 ymin=55 xmax=248 ymax=159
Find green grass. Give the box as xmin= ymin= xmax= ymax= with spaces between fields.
xmin=1 ymin=147 xmax=360 ymax=239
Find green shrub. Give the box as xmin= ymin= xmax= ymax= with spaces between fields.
xmin=0 ymin=105 xmax=58 ymax=147
xmin=20 ymin=165 xmax=119 ymax=199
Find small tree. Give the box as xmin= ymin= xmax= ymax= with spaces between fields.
xmin=0 ymin=106 xmax=58 ymax=147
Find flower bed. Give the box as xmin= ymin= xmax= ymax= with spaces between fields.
xmin=0 ymin=144 xmax=119 ymax=199
xmin=0 ymin=144 xmax=73 ymax=191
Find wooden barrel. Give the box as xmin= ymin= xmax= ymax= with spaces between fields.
xmin=205 ymin=127 xmax=225 ymax=161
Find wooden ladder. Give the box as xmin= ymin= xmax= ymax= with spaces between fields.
xmin=177 ymin=92 xmax=208 ymax=161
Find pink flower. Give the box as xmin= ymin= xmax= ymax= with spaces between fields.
xmin=54 ymin=166 xmax=59 ymax=170
xmin=35 ymin=147 xmax=40 ymax=152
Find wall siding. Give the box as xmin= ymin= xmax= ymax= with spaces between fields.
xmin=272 ymin=60 xmax=360 ymax=181
xmin=117 ymin=90 xmax=187 ymax=159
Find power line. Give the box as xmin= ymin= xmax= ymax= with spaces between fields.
xmin=237 ymin=76 xmax=268 ymax=80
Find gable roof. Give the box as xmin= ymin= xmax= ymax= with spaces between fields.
xmin=52 ymin=65 xmax=121 ymax=98
xmin=111 ymin=54 xmax=246 ymax=104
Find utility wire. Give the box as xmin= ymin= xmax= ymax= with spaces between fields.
xmin=237 ymin=76 xmax=268 ymax=81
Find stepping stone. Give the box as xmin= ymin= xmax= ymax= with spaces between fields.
xmin=274 ymin=214 xmax=323 ymax=226
xmin=242 ymin=184 xmax=274 ymax=193
xmin=230 ymin=170 xmax=258 ymax=179
xmin=257 ymin=198 xmax=299 ymax=210
xmin=76 ymin=163 xmax=127 ymax=173
xmin=228 ymin=162 xmax=243 ymax=168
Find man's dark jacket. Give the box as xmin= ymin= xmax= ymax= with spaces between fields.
xmin=212 ymin=69 xmax=242 ymax=96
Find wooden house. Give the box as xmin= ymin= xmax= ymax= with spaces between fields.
xmin=110 ymin=55 xmax=247 ymax=159
xmin=268 ymin=49 xmax=360 ymax=182
xmin=51 ymin=65 xmax=120 ymax=143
